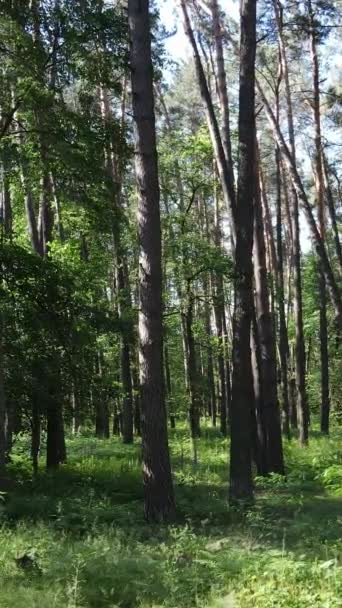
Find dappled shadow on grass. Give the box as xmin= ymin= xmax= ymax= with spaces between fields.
xmin=1 ymin=431 xmax=342 ymax=608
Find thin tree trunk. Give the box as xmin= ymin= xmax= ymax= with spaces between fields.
xmin=180 ymin=0 xmax=236 ymax=236
xmin=202 ymin=274 xmax=216 ymax=422
xmin=271 ymin=1 xmax=308 ymax=444
xmin=128 ymin=0 xmax=175 ymax=522
xmin=185 ymin=287 xmax=201 ymax=438
xmin=164 ymin=341 xmax=175 ymax=429
xmin=276 ymin=147 xmax=290 ymax=437
xmin=0 ymin=162 xmax=12 ymax=239
xmin=0 ymin=326 xmax=6 ymax=469
xmin=251 ymin=306 xmax=268 ymax=476
xmin=210 ymin=0 xmax=235 ymax=192
xmin=31 ymin=396 xmax=41 ymax=475
xmin=254 ymin=150 xmax=284 ymax=474
xmin=100 ymin=87 xmax=134 ymax=444
xmin=307 ymin=0 xmax=330 ymax=434
xmin=213 ymin=283 xmax=228 ymax=436
xmin=229 ymin=0 xmax=256 ymax=505
xmin=323 ymin=155 xmax=342 ymax=275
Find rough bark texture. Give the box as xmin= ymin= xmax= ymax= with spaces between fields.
xmin=229 ymin=0 xmax=256 ymax=505
xmin=254 ymin=154 xmax=284 ymax=474
xmin=128 ymin=0 xmax=175 ymax=522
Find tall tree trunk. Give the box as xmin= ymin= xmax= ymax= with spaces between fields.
xmin=100 ymin=87 xmax=134 ymax=444
xmin=180 ymin=0 xmax=236 ymax=236
xmin=202 ymin=272 xmax=216 ymax=422
xmin=229 ymin=0 xmax=256 ymax=505
xmin=128 ymin=0 xmax=175 ymax=522
xmin=0 ymin=162 xmax=12 ymax=239
xmin=323 ymin=154 xmax=342 ymax=275
xmin=213 ymin=282 xmax=228 ymax=436
xmin=307 ymin=0 xmax=330 ymax=434
xmin=210 ymin=0 xmax=235 ymax=193
xmin=0 ymin=325 xmax=6 ymax=470
xmin=276 ymin=147 xmax=290 ymax=437
xmin=272 ymin=0 xmax=308 ymax=444
xmin=31 ymin=395 xmax=41 ymax=475
xmin=254 ymin=151 xmax=284 ymax=474
xmin=251 ymin=306 xmax=268 ymax=476
xmin=185 ymin=286 xmax=201 ymax=438
xmin=164 ymin=341 xmax=175 ymax=429
xmin=94 ymin=352 xmax=110 ymax=439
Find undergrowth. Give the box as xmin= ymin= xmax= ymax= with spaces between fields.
xmin=0 ymin=426 xmax=341 ymax=607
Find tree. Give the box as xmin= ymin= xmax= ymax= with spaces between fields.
xmin=128 ymin=0 xmax=175 ymax=522
xmin=229 ymin=0 xmax=257 ymax=505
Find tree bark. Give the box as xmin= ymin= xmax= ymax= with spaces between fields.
xmin=185 ymin=286 xmax=201 ymax=438
xmin=100 ymin=87 xmax=134 ymax=444
xmin=323 ymin=154 xmax=342 ymax=275
xmin=210 ymin=0 xmax=235 ymax=193
xmin=128 ymin=0 xmax=175 ymax=522
xmin=180 ymin=0 xmax=236 ymax=237
xmin=254 ymin=150 xmax=284 ymax=474
xmin=307 ymin=0 xmax=330 ymax=434
xmin=0 ymin=326 xmax=6 ymax=469
xmin=229 ymin=0 xmax=256 ymax=505
xmin=275 ymin=146 xmax=290 ymax=437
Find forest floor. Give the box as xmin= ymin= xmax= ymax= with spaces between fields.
xmin=0 ymin=425 xmax=341 ymax=608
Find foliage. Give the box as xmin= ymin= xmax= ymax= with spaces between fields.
xmin=0 ymin=429 xmax=341 ymax=607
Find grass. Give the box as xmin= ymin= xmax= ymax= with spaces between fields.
xmin=0 ymin=425 xmax=341 ymax=607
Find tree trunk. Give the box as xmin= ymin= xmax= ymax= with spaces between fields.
xmin=323 ymin=154 xmax=342 ymax=275
xmin=213 ymin=280 xmax=228 ymax=436
xmin=0 ymin=162 xmax=12 ymax=238
xmin=185 ymin=288 xmax=201 ymax=438
xmin=254 ymin=151 xmax=284 ymax=474
xmin=180 ymin=0 xmax=236 ymax=236
xmin=251 ymin=306 xmax=268 ymax=476
xmin=307 ymin=0 xmax=330 ymax=434
xmin=210 ymin=0 xmax=235 ymax=193
xmin=0 ymin=328 xmax=6 ymax=470
xmin=128 ymin=0 xmax=175 ymax=522
xmin=271 ymin=1 xmax=308 ymax=444
xmin=276 ymin=147 xmax=290 ymax=437
xmin=229 ymin=0 xmax=256 ymax=505
xmin=31 ymin=396 xmax=41 ymax=475
xmin=164 ymin=341 xmax=176 ymax=429
xmin=202 ymin=274 xmax=216 ymax=422
xmin=100 ymin=87 xmax=134 ymax=445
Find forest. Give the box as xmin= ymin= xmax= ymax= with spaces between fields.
xmin=0 ymin=0 xmax=341 ymax=606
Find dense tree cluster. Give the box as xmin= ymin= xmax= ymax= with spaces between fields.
xmin=0 ymin=0 xmax=341 ymax=520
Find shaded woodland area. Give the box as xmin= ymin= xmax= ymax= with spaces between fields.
xmin=0 ymin=0 xmax=341 ymax=606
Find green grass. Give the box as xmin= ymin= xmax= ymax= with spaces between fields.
xmin=0 ymin=426 xmax=341 ymax=607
